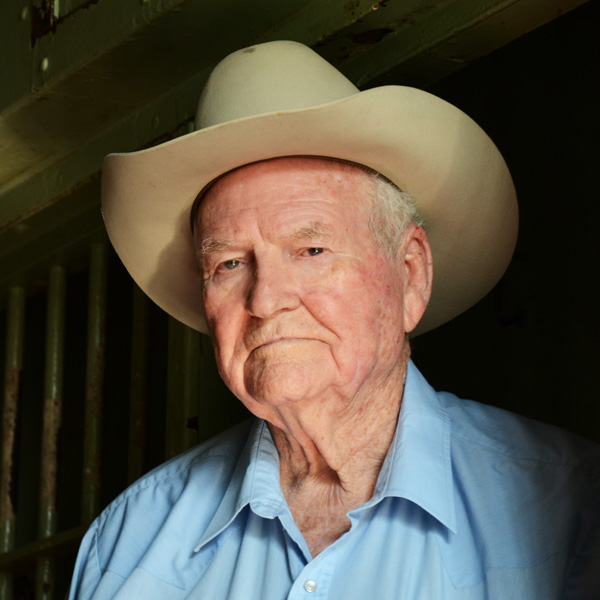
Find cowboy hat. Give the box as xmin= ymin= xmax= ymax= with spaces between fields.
xmin=102 ymin=40 xmax=518 ymax=335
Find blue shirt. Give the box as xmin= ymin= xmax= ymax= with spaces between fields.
xmin=69 ymin=362 xmax=600 ymax=599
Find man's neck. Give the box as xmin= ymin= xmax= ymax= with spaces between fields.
xmin=268 ymin=355 xmax=409 ymax=556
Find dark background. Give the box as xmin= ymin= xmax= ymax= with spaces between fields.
xmin=412 ymin=0 xmax=599 ymax=443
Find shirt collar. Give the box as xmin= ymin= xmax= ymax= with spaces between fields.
xmin=194 ymin=419 xmax=283 ymax=552
xmin=195 ymin=359 xmax=456 ymax=552
xmin=371 ymin=360 xmax=456 ymax=533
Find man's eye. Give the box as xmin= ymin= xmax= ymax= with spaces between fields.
xmin=305 ymin=248 xmax=324 ymax=256
xmin=223 ymin=259 xmax=241 ymax=270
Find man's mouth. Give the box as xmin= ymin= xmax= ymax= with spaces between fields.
xmin=251 ymin=337 xmax=311 ymax=353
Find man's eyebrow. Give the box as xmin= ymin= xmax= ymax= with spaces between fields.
xmin=196 ymin=221 xmax=332 ymax=263
xmin=197 ymin=237 xmax=234 ymax=259
xmin=283 ymin=221 xmax=333 ymax=241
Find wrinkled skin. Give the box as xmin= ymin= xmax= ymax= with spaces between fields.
xmin=196 ymin=157 xmax=433 ymax=555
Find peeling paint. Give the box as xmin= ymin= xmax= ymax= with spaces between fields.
xmin=31 ymin=1 xmax=57 ymax=43
xmin=32 ymin=0 xmax=103 ymax=44
xmin=0 ymin=368 xmax=21 ymax=524
xmin=372 ymin=0 xmax=391 ymax=9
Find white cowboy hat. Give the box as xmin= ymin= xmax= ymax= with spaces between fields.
xmin=102 ymin=40 xmax=518 ymax=336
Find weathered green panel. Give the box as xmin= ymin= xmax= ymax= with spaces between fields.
xmin=0 ymin=178 xmax=105 ymax=305
xmin=0 ymin=1 xmax=34 ymax=110
xmin=319 ymin=0 xmax=591 ymax=88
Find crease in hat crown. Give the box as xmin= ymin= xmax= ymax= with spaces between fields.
xmin=196 ymin=41 xmax=360 ymax=128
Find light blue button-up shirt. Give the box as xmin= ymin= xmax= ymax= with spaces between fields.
xmin=69 ymin=362 xmax=600 ymax=599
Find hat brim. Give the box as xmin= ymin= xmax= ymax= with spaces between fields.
xmin=102 ymin=86 xmax=517 ymax=335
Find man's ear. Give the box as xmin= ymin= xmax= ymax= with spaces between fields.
xmin=399 ymin=225 xmax=433 ymax=334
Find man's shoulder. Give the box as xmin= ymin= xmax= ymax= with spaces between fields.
xmin=439 ymin=390 xmax=600 ymax=469
xmin=88 ymin=418 xmax=256 ymax=575
xmin=107 ymin=417 xmax=254 ymax=509
xmin=432 ymin=389 xmax=600 ymax=592
xmin=69 ymin=419 xmax=259 ymax=596
xmin=408 ymin=361 xmax=600 ymax=470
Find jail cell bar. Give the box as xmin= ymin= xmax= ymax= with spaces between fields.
xmin=81 ymin=244 xmax=108 ymax=524
xmin=166 ymin=317 xmax=202 ymax=460
xmin=36 ymin=264 xmax=67 ymax=600
xmin=0 ymin=241 xmax=205 ymax=595
xmin=0 ymin=244 xmax=109 ymax=599
xmin=128 ymin=284 xmax=150 ymax=485
xmin=0 ymin=287 xmax=25 ymax=600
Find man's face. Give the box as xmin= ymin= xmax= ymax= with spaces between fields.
xmin=196 ymin=158 xmax=426 ymax=421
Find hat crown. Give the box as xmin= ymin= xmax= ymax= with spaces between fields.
xmin=195 ymin=40 xmax=359 ymax=129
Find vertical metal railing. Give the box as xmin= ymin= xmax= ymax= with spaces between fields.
xmin=165 ymin=318 xmax=201 ymax=459
xmin=0 ymin=246 xmax=109 ymax=594
xmin=37 ymin=265 xmax=67 ymax=600
xmin=81 ymin=244 xmax=108 ymax=524
xmin=0 ymin=287 xmax=25 ymax=600
xmin=0 ymin=239 xmax=241 ymax=593
xmin=128 ymin=284 xmax=150 ymax=484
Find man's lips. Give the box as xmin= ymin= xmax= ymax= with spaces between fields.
xmin=251 ymin=337 xmax=308 ymax=352
xmin=243 ymin=325 xmax=326 ymax=354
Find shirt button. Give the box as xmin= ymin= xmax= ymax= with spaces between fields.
xmin=304 ymin=580 xmax=317 ymax=593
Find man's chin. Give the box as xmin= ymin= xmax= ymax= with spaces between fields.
xmin=243 ymin=360 xmax=328 ymax=409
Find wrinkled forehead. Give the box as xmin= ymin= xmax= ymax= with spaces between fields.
xmin=190 ymin=156 xmax=380 ymax=231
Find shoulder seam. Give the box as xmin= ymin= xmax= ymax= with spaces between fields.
xmin=97 ymin=451 xmax=234 ymax=525
xmin=450 ymin=430 xmax=597 ymax=470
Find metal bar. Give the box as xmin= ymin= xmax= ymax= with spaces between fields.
xmin=0 ymin=287 xmax=25 ymax=600
xmin=128 ymin=284 xmax=150 ymax=484
xmin=0 ymin=525 xmax=87 ymax=577
xmin=81 ymin=244 xmax=108 ymax=524
xmin=165 ymin=318 xmax=201 ymax=459
xmin=36 ymin=265 xmax=67 ymax=600
xmin=181 ymin=324 xmax=202 ymax=447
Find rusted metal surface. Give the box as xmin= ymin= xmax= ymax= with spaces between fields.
xmin=0 ymin=366 xmax=19 ymax=526
xmin=81 ymin=244 xmax=107 ymax=524
xmin=0 ymin=287 xmax=25 ymax=599
xmin=38 ymin=265 xmax=66 ymax=600
xmin=128 ymin=284 xmax=149 ymax=484
xmin=32 ymin=1 xmax=57 ymax=42
xmin=0 ymin=371 xmax=19 ymax=529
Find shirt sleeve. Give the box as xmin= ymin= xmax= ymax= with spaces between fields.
xmin=69 ymin=522 xmax=102 ymax=600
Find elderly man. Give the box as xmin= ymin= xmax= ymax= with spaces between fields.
xmin=70 ymin=42 xmax=599 ymax=599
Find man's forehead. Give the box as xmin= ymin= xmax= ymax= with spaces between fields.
xmin=211 ymin=156 xmax=371 ymax=193
xmin=191 ymin=156 xmax=375 ymax=230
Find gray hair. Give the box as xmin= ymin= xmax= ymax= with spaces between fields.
xmin=368 ymin=173 xmax=424 ymax=257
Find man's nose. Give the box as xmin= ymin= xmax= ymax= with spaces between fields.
xmin=246 ymin=256 xmax=300 ymax=318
